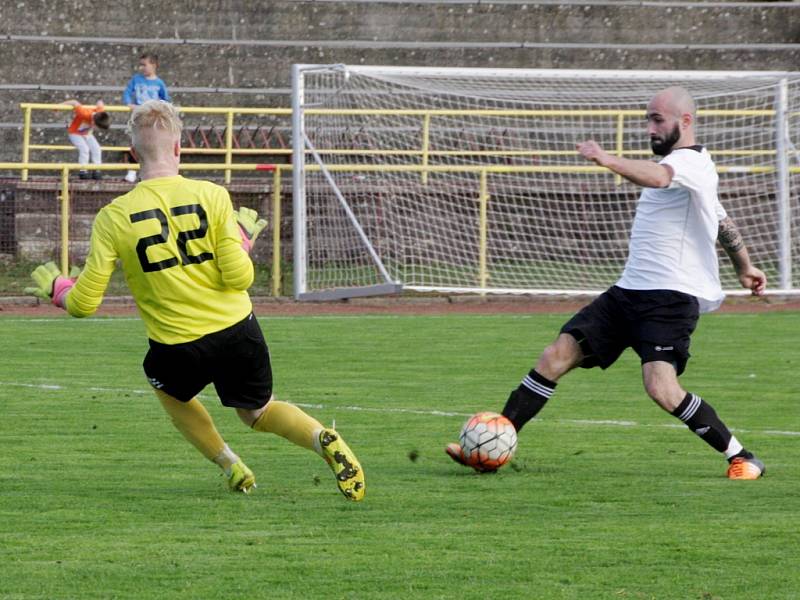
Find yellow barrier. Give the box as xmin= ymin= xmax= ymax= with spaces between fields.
xmin=0 ymin=162 xmax=286 ymax=297
xmin=19 ymin=103 xmax=293 ymax=184
xmin=21 ymin=103 xmax=787 ymax=189
xmin=3 ymin=159 xmax=798 ymax=296
xmin=7 ymin=98 xmax=798 ymax=295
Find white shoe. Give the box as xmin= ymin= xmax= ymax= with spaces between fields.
xmin=124 ymin=170 xmax=137 ymax=183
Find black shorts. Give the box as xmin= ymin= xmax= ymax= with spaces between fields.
xmin=143 ymin=313 xmax=272 ymax=409
xmin=560 ymin=286 xmax=699 ymax=375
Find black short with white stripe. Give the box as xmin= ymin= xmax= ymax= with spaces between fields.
xmin=559 ymin=286 xmax=699 ymax=375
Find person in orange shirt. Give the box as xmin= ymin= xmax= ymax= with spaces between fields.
xmin=62 ymin=100 xmax=111 ymax=180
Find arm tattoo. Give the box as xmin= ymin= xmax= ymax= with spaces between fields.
xmin=718 ymin=216 xmax=745 ymax=253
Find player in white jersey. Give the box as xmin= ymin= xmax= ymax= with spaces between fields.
xmin=446 ymin=86 xmax=767 ymax=480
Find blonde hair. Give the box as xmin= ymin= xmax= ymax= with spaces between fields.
xmin=128 ymin=100 xmax=182 ymax=150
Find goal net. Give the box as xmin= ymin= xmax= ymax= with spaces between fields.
xmin=292 ymin=65 xmax=800 ymax=300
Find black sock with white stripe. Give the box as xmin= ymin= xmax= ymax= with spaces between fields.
xmin=671 ymin=392 xmax=743 ymax=458
xmin=501 ymin=370 xmax=557 ymax=432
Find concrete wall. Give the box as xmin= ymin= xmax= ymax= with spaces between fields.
xmin=2 ymin=1 xmax=799 ymax=164
xmin=3 ymin=1 xmax=798 ymax=44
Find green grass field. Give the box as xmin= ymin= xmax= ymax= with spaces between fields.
xmin=1 ymin=311 xmax=799 ymax=599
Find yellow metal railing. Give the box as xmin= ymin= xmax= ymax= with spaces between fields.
xmin=4 ymin=160 xmax=799 ymax=296
xmin=0 ymin=162 xmax=286 ymax=297
xmin=478 ymin=170 xmax=489 ymax=291
xmin=10 ymin=103 xmax=796 ymax=295
xmin=21 ymin=104 xmax=786 ymax=187
xmin=303 ymin=107 xmax=783 ymax=185
xmin=19 ymin=103 xmax=293 ymax=184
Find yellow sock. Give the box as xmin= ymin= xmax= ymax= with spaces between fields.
xmin=252 ymin=400 xmax=323 ymax=454
xmin=155 ymin=390 xmax=236 ymax=468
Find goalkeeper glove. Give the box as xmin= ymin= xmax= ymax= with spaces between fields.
xmin=236 ymin=207 xmax=268 ymax=254
xmin=24 ymin=262 xmax=80 ymax=309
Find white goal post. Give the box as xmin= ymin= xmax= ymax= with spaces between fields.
xmin=291 ymin=65 xmax=800 ymax=300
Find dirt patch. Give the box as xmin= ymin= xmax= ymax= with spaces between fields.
xmin=2 ymin=293 xmax=799 ymax=317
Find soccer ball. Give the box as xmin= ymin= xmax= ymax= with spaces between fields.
xmin=459 ymin=411 xmax=518 ymax=472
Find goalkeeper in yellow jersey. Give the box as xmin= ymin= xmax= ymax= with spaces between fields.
xmin=26 ymin=100 xmax=364 ymax=500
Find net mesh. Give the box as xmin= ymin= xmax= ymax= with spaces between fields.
xmin=299 ymin=67 xmax=800 ymax=295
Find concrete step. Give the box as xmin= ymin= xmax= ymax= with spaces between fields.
xmin=1 ymin=39 xmax=797 ymax=95
xmin=2 ymin=1 xmax=798 ymax=164
xmin=2 ymin=1 xmax=797 ymax=44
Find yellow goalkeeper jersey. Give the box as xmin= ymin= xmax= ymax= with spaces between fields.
xmin=66 ymin=175 xmax=254 ymax=344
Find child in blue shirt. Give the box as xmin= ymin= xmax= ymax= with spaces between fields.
xmin=122 ymin=52 xmax=171 ymax=181
xmin=123 ymin=52 xmax=170 ymax=106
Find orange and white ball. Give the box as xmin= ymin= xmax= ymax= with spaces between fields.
xmin=459 ymin=411 xmax=518 ymax=472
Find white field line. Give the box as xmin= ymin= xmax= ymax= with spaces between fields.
xmin=1 ymin=380 xmax=798 ymax=437
xmin=0 ymin=314 xmax=541 ymax=324
xmin=0 ymin=317 xmax=143 ymax=323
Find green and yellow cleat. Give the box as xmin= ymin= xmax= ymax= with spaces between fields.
xmin=226 ymin=460 xmax=256 ymax=493
xmin=319 ymin=428 xmax=365 ymax=501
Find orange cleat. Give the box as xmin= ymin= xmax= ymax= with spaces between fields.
xmin=445 ymin=442 xmax=498 ymax=473
xmin=727 ymin=455 xmax=765 ymax=480
xmin=445 ymin=442 xmax=469 ymax=467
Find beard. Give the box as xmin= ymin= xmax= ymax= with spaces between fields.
xmin=650 ymin=123 xmax=681 ymax=156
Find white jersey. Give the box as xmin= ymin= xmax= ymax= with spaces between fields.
xmin=616 ymin=146 xmax=727 ymax=313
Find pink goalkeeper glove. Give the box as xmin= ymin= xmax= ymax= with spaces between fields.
xmin=25 ymin=262 xmax=79 ymax=309
xmin=236 ymin=207 xmax=268 ymax=254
